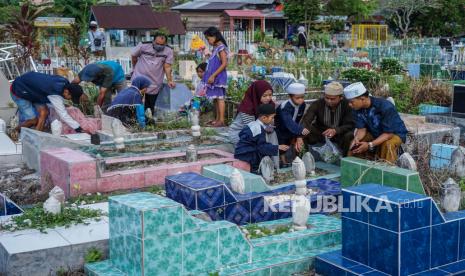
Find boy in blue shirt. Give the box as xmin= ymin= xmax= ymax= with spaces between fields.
xmin=275 ymin=82 xmax=310 ymax=164
xmin=344 ymin=82 xmax=408 ymax=163
xmin=235 ymin=104 xmax=289 ymax=173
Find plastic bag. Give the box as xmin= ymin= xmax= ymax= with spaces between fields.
xmin=312 ymin=137 xmax=342 ymax=164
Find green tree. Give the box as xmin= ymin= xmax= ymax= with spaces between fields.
xmin=411 ymin=0 xmax=465 ymax=37
xmin=51 ymin=0 xmax=97 ymax=29
xmin=326 ymin=0 xmax=377 ymax=23
xmin=283 ymin=0 xmax=321 ymax=25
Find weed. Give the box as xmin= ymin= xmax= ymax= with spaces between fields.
xmin=84 ymin=248 xmax=103 ymax=263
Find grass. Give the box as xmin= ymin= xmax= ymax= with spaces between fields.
xmin=242 ymin=223 xmax=292 ymax=239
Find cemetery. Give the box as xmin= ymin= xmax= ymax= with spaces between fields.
xmin=0 ymin=0 xmax=465 ymax=275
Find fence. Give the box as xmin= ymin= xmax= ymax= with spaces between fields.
xmin=182 ymin=31 xmax=251 ymax=53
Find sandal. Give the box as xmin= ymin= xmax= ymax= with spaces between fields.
xmin=211 ymin=121 xmax=225 ymax=128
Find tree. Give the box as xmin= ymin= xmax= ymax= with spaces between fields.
xmin=411 ymin=0 xmax=465 ymax=37
xmin=51 ymin=0 xmax=97 ymax=29
xmin=381 ymin=0 xmax=441 ymax=38
xmin=283 ymin=0 xmax=321 ymax=26
xmin=326 ymin=0 xmax=377 ymax=23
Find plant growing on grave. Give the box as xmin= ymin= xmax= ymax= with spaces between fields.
xmin=459 ymin=178 xmax=465 ymax=191
xmin=201 ymin=128 xmax=218 ymax=137
xmin=0 ymin=203 xmax=104 ymax=233
xmin=84 ymin=247 xmax=104 ymax=263
xmin=147 ymin=186 xmax=166 ymax=196
xmin=341 ymin=68 xmax=381 ymax=89
xmin=380 ymin=58 xmax=403 ymax=75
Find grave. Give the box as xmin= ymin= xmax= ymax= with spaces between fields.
xmin=430 ymin=143 xmax=459 ymax=169
xmin=426 ymin=113 xmax=465 ymax=140
xmin=0 ymin=193 xmax=22 ymax=218
xmin=165 ymin=172 xmax=341 ymax=225
xmin=0 ymin=203 xmax=108 ymax=275
xmin=316 ymin=184 xmax=465 ymax=276
xmin=340 ymin=157 xmax=425 ymax=194
xmin=40 ymin=147 xmax=249 ymax=198
xmin=0 ymin=120 xmax=22 ymax=165
xmin=85 ymin=192 xmax=341 ymax=275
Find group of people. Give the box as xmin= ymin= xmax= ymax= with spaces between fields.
xmin=232 ymin=80 xmax=408 ymax=173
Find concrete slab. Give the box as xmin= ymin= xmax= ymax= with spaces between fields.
xmin=0 ymin=133 xmax=17 ymax=155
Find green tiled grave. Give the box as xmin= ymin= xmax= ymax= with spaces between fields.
xmin=85 ymin=193 xmax=341 ymax=276
xmin=340 ymin=157 xmax=425 ymax=194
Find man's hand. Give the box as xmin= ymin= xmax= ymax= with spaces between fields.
xmin=301 ymin=128 xmax=310 ymax=136
xmin=295 ymin=137 xmax=304 ymax=153
xmin=207 ymin=75 xmax=215 ymax=84
xmin=352 ymin=141 xmax=369 ymax=154
xmin=168 ymin=81 xmax=176 ymax=89
xmin=322 ymin=128 xmax=337 ymax=138
xmin=279 ymin=145 xmax=290 ymax=151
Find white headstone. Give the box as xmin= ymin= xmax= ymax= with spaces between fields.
xmin=292 ymin=194 xmax=310 ymax=231
xmin=451 ymin=147 xmax=465 ymax=178
xmin=397 ymin=152 xmax=417 ymax=171
xmin=259 ymin=156 xmax=275 ymax=183
xmin=441 ymin=178 xmax=461 ymax=212
xmin=191 ymin=110 xmax=201 ymax=137
xmin=386 ymin=96 xmax=395 ymax=106
xmin=302 ymin=152 xmax=316 ymax=175
xmin=178 ymin=60 xmax=197 ymax=80
xmin=49 ymin=186 xmax=65 ymax=204
xmin=111 ymin=118 xmax=125 ymax=150
xmin=43 ymin=196 xmax=61 ymax=215
xmin=186 ymin=144 xmax=197 ymax=162
xmin=292 ymin=157 xmax=306 ymax=181
xmin=0 ymin=119 xmax=5 ymax=133
xmin=230 ymin=168 xmax=245 ymax=194
xmin=50 ymin=120 xmax=63 ymax=136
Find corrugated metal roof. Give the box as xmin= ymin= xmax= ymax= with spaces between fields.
xmin=224 ymin=9 xmax=264 ymax=18
xmin=172 ymin=1 xmax=246 ymax=11
xmin=91 ymin=5 xmax=185 ymax=34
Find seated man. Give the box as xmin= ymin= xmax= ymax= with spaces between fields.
xmin=344 ymin=82 xmax=408 ymax=164
xmin=298 ymin=81 xmax=354 ymax=156
xmin=10 ymin=71 xmax=86 ymax=133
xmin=234 ymin=104 xmax=289 ymax=173
xmin=73 ymin=60 xmax=126 ymax=111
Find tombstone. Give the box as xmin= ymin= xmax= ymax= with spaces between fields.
xmin=51 ymin=120 xmax=63 ymax=136
xmin=302 ymin=152 xmax=316 ymax=175
xmin=386 ymin=96 xmax=396 ymax=106
xmin=93 ymin=105 xmax=103 ymax=119
xmin=155 ymin=83 xmax=192 ymax=113
xmin=186 ymin=144 xmax=197 ymax=163
xmin=43 ymin=195 xmax=61 ymax=215
xmin=96 ymin=154 xmax=105 ymax=177
xmin=292 ymin=157 xmax=307 ymax=195
xmin=178 ymin=60 xmax=197 ymax=80
xmin=49 ymin=186 xmax=65 ymax=205
xmin=111 ymin=118 xmax=125 ymax=150
xmin=230 ymin=168 xmax=245 ymax=194
xmin=292 ymin=194 xmax=310 ymax=231
xmin=259 ymin=156 xmax=275 ymax=183
xmin=0 ymin=192 xmax=22 ymax=216
xmin=441 ymin=178 xmax=461 ymax=212
xmin=397 ymin=152 xmax=417 ymax=171
xmin=190 ymin=110 xmax=201 ymax=138
xmin=451 ymin=147 xmax=465 ymax=178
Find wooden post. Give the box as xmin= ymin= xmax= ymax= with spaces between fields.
xmin=261 ymin=18 xmax=265 ymax=32
xmin=230 ymin=17 xmax=234 ymax=33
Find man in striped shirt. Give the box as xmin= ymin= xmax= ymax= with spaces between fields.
xmin=297 ymin=81 xmax=355 ymax=156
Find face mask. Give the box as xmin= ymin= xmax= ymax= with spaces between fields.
xmin=153 ymin=44 xmax=165 ymax=52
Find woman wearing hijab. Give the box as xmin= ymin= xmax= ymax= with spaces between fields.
xmin=297 ymin=26 xmax=307 ymax=53
xmin=229 ymin=80 xmax=275 ymax=145
xmin=107 ymin=76 xmax=151 ymax=126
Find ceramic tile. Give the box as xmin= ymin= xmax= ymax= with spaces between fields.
xmin=411 ymin=269 xmax=450 ymax=276
xmin=437 ymin=259 xmax=465 ymax=274
xmin=408 ymin=175 xmax=426 ymax=195
xmin=289 ymin=233 xmax=333 ymax=255
xmin=431 ymin=201 xmax=445 ymax=225
xmin=183 ymin=230 xmax=220 ymax=274
xmin=341 ymin=159 xmax=361 ymax=187
xmin=342 ymin=218 xmax=368 ymax=265
xmin=197 ymin=186 xmax=225 ymax=210
xmin=143 ymin=205 xmax=183 ymax=238
xmin=459 ymin=219 xmax=465 ymax=260
xmin=85 ymin=260 xmax=126 ymax=276
xmin=316 ymin=250 xmax=359 ymax=268
xmin=144 ymin=235 xmax=182 ymax=276
xmin=361 ymin=271 xmax=389 ymax=276
xmin=270 ymin=258 xmax=312 ymax=276
xmin=219 ymin=226 xmax=250 ymax=266
xmin=225 ymin=201 xmax=251 ymax=225
xmin=360 ymin=165 xmax=383 ymax=184
xmin=368 ymin=226 xmax=398 ymax=275
xmin=315 ymin=256 xmax=351 ymax=276
xmin=348 ymin=264 xmax=374 ymax=274
xmin=400 ymin=199 xmax=431 ymax=232
xmin=376 ymin=190 xmax=428 ymax=204
xmin=250 ymin=197 xmax=274 ymax=223
xmin=204 ymin=206 xmax=226 ymax=221
xmin=342 ymin=191 xmax=369 ymax=222
xmin=252 ymin=241 xmax=289 ymax=261
xmin=431 ymin=221 xmax=459 ymax=267
xmin=344 ymin=184 xmax=399 ymax=195
xmin=400 ymin=227 xmax=430 ymax=275
xmin=382 ymin=170 xmax=407 ymax=190
xmin=368 ymin=197 xmax=399 ymax=232
xmin=167 ymin=172 xmax=223 ymax=190
xmin=111 ymin=234 xmax=142 ymax=275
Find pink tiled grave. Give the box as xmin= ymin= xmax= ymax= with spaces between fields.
xmin=40 ymin=147 xmax=249 ymax=198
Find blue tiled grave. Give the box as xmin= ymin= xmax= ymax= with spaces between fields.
xmin=316 ymin=184 xmax=465 ymax=276
xmin=165 ymin=172 xmax=341 ymax=225
xmin=85 ymin=192 xmax=341 ymax=276
xmin=0 ymin=192 xmax=22 ymax=217
xmin=430 ymin=144 xmax=458 ymax=169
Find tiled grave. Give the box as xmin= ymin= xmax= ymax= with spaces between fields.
xmin=41 ymin=147 xmax=249 ymax=198
xmin=426 ymin=113 xmax=465 ymax=140
xmin=430 ymin=144 xmax=459 ymax=169
xmin=85 ymin=192 xmax=341 ymax=276
xmin=0 ymin=203 xmax=108 ymax=275
xmin=419 ymin=104 xmax=451 ymax=115
xmin=340 ymin=157 xmax=425 ymax=194
xmin=165 ymin=171 xmax=341 ymax=225
xmin=316 ymin=184 xmax=465 ymax=276
xmin=0 ymin=193 xmax=22 ymax=218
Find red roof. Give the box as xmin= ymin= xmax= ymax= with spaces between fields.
xmin=224 ymin=10 xmax=264 ymax=18
xmin=91 ymin=5 xmax=185 ymax=35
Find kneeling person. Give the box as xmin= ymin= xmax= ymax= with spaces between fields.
xmin=344 ymin=82 xmax=407 ymax=163
xmin=299 ymin=81 xmax=354 ymax=156
xmin=234 ymin=104 xmax=289 ymax=173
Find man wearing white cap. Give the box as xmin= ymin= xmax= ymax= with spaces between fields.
xmin=275 ymin=82 xmax=310 ymax=165
xmin=344 ymin=82 xmax=407 ymax=163
xmin=88 ymin=21 xmax=106 ymax=56
xmin=298 ymin=81 xmax=354 ymax=155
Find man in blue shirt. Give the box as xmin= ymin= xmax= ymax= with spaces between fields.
xmin=11 ymin=71 xmax=85 ymax=132
xmin=344 ymin=82 xmax=408 ymax=163
xmin=73 ymin=60 xmax=126 ymax=111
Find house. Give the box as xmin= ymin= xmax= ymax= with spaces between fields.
xmin=172 ymin=0 xmax=286 ymax=38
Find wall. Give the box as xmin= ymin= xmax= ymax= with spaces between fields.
xmin=180 ymin=11 xmax=223 ymax=31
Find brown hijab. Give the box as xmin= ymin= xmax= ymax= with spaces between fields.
xmin=237 ymin=80 xmax=274 ymax=117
